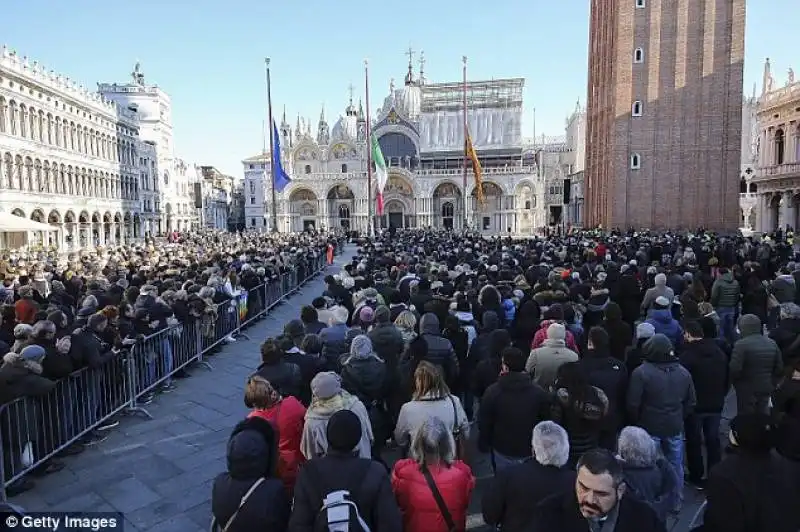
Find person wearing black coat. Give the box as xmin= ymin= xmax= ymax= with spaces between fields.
xmin=482 ymin=420 xmax=575 ymax=532
xmin=417 ymin=313 xmax=459 ymax=389
xmin=472 ymin=328 xmax=512 ymax=402
xmin=288 ymin=410 xmax=402 ymax=532
xmin=769 ymin=303 xmax=800 ymax=364
xmin=255 ymin=339 xmax=302 ymax=401
xmin=702 ymin=413 xmax=800 ymax=532
xmin=211 ymin=416 xmax=289 ymax=532
xmin=601 ymin=302 xmax=634 ymax=361
xmin=528 ymin=449 xmax=665 ymax=532
xmin=282 ymin=320 xmax=324 ymax=405
xmin=442 ymin=314 xmax=469 ymax=397
xmin=679 ymin=320 xmax=728 ymax=486
xmin=615 ymin=265 xmax=643 ymax=326
xmin=478 ymin=347 xmax=551 ymax=471
xmin=300 ymin=306 xmax=326 ymax=336
xmin=367 ymin=307 xmax=405 ymax=374
xmin=68 ymin=314 xmax=115 ymax=370
xmin=578 ymin=327 xmax=629 ymax=451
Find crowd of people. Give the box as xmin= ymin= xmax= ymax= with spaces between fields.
xmin=0 ymin=230 xmax=335 ymax=496
xmin=208 ymin=228 xmax=800 ymax=532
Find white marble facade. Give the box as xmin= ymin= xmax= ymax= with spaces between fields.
xmin=243 ymin=58 xmax=541 ymax=235
xmin=752 ymin=59 xmax=800 ymax=233
xmin=0 ymin=46 xmax=146 ymax=250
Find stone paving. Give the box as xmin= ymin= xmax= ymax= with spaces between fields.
xmin=12 ymin=245 xmax=706 ymax=531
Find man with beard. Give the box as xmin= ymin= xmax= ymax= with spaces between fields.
xmin=529 ymin=449 xmax=664 ymax=532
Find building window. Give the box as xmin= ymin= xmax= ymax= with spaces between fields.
xmin=250 ymin=218 xmax=256 ymax=227
xmin=249 ymin=164 xmax=253 ymax=169
xmin=636 ymin=0 xmax=645 ymax=7
xmin=630 ymin=153 xmax=641 ymax=170
xmin=304 ymin=165 xmax=311 ymax=174
xmin=250 ymin=196 xmax=256 ymax=204
xmin=632 ymin=101 xmax=643 ymax=116
xmin=341 ymin=163 xmax=347 ymax=173
xmin=775 ymin=129 xmax=785 ymax=165
xmin=634 ymin=48 xmax=644 ymax=63
xmin=249 ymin=181 xmax=255 ymax=194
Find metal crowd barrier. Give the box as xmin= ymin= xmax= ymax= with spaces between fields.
xmin=0 ymin=252 xmax=330 ymax=499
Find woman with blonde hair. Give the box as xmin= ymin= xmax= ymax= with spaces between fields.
xmin=394 ymin=361 xmax=470 ymax=460
xmin=245 ymin=375 xmax=306 ymax=494
xmin=394 ymin=310 xmax=418 ymax=346
xmin=391 ymin=417 xmax=475 ymax=531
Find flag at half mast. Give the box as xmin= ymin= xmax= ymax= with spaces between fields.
xmin=371 ymin=133 xmax=389 ymax=215
xmin=465 ymin=129 xmax=484 ymax=206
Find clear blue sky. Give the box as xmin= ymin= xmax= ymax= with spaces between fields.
xmin=1 ymin=0 xmax=793 ymax=177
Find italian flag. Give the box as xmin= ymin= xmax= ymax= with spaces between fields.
xmin=371 ymin=133 xmax=388 ymax=215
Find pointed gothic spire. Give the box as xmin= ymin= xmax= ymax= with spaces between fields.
xmin=296 ymin=113 xmax=301 ymax=137
xmin=404 ymin=46 xmax=415 ymax=86
xmin=319 ymin=103 xmax=326 ymax=123
xmin=418 ymin=50 xmax=425 ymax=85
xmin=762 ymin=57 xmax=772 ymax=95
xmin=358 ymin=99 xmax=364 ymax=120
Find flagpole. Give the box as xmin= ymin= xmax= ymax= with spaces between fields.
xmin=462 ymin=55 xmax=468 ymax=231
xmin=265 ymin=57 xmax=278 ymax=233
xmin=365 ymin=59 xmax=374 ymax=237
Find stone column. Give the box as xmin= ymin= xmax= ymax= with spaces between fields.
xmin=756 ymin=194 xmax=765 ymax=233
xmin=782 ymin=191 xmax=795 ymax=231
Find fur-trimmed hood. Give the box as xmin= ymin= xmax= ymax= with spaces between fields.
xmin=226 ymin=416 xmax=278 ymax=480
xmin=2 ymin=352 xmax=43 ymax=374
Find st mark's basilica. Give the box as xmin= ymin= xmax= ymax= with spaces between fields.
xmin=243 ymin=52 xmax=544 ymax=234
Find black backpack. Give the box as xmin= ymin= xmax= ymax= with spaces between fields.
xmin=307 ymin=459 xmax=374 ymax=532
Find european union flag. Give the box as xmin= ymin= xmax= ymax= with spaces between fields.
xmin=272 ymin=120 xmax=291 ymax=193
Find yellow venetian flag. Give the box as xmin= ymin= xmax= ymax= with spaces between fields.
xmin=465 ymin=129 xmax=485 ymax=206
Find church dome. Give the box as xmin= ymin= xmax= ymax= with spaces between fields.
xmin=331 ymin=113 xmax=357 ymax=142
xmin=398 ymin=84 xmax=421 ymax=121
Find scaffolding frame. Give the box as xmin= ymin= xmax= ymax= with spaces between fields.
xmin=421 ymin=78 xmax=524 ymax=112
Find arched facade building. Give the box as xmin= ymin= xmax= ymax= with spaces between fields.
xmin=0 ymin=46 xmax=146 ymax=249
xmin=752 ymin=59 xmax=800 ymax=233
xmin=243 ymin=57 xmax=542 ymax=234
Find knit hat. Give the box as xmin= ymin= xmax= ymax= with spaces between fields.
xmin=326 ymin=409 xmax=362 ymax=453
xmin=730 ymin=412 xmax=774 ymax=453
xmin=546 ymin=322 xmax=566 ymax=342
xmin=654 ymin=296 xmax=670 ymax=308
xmin=636 ymin=322 xmax=656 ymax=340
xmin=643 ymin=333 xmax=673 ymax=359
xmin=374 ymin=305 xmax=390 ymax=324
xmin=13 ymin=324 xmax=32 ymax=339
xmin=359 ymin=306 xmax=375 ymax=324
xmin=349 ymin=335 xmax=374 ymax=360
xmin=19 ymin=345 xmax=46 ymax=363
xmin=311 ymin=371 xmax=341 ymax=400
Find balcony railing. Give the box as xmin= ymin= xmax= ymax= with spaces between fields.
xmin=287 ymin=165 xmax=538 ymax=182
xmin=756 ymin=162 xmax=800 ymax=180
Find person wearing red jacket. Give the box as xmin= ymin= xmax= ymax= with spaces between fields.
xmin=391 ymin=417 xmax=475 ymax=531
xmin=245 ymin=375 xmax=306 ymax=494
xmin=530 ymin=305 xmax=579 ymax=352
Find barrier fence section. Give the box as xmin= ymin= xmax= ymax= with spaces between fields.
xmin=0 ymin=251 xmax=333 ymax=499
